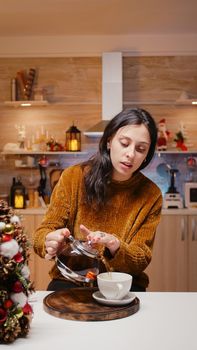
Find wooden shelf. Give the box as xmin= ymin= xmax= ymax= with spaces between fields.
xmin=124 ymin=99 xmax=197 ymax=106
xmin=175 ymin=99 xmax=197 ymax=106
xmin=3 ymin=100 xmax=197 ymax=108
xmin=1 ymin=150 xmax=196 ymax=156
xmin=1 ymin=151 xmax=88 ymax=155
xmin=4 ymin=100 xmax=49 ymax=107
xmin=156 ymin=150 xmax=197 ymax=154
xmin=124 ymin=100 xmax=175 ymax=105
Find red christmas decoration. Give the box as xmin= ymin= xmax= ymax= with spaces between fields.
xmin=157 ymin=119 xmax=170 ymax=151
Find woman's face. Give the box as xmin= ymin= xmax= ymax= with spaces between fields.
xmin=108 ymin=124 xmax=151 ymax=181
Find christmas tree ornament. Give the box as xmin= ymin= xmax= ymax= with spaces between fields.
xmin=0 ymin=200 xmax=34 ymax=343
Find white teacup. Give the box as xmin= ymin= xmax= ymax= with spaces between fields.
xmin=97 ymin=272 xmax=132 ymax=300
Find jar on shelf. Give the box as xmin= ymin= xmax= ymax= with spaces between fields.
xmin=33 ymin=86 xmax=44 ymax=101
xmin=65 ymin=124 xmax=81 ymax=151
xmin=11 ymin=78 xmax=17 ymax=101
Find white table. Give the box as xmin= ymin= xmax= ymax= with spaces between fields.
xmin=2 ymin=292 xmax=196 ymax=350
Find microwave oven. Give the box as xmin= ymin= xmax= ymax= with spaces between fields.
xmin=184 ymin=182 xmax=197 ymax=208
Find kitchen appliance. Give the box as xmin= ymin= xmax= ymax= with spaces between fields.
xmin=37 ymin=156 xmax=48 ymax=199
xmin=185 ymin=156 xmax=197 ymax=182
xmin=163 ymin=168 xmax=183 ymax=209
xmin=84 ymin=52 xmax=122 ymax=137
xmin=163 ymin=193 xmax=183 ymax=209
xmin=56 ymin=235 xmax=100 ymax=286
xmin=184 ymin=182 xmax=197 ymax=208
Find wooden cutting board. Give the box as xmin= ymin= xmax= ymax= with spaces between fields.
xmin=43 ymin=288 xmax=140 ymax=321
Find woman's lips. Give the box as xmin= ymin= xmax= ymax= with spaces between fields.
xmin=120 ymin=162 xmax=133 ymax=169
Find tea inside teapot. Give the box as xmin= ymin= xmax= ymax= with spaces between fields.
xmin=56 ymin=235 xmax=100 ymax=286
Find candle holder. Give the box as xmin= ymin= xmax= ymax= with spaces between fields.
xmin=65 ymin=124 xmax=81 ymax=152
xmin=11 ymin=177 xmax=26 ymax=209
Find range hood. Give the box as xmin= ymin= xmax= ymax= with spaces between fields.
xmin=84 ymin=52 xmax=123 ymax=137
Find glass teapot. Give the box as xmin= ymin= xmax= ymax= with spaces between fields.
xmin=56 ymin=235 xmax=100 ymax=286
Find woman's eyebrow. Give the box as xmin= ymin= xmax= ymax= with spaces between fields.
xmin=120 ymin=135 xmax=150 ymax=145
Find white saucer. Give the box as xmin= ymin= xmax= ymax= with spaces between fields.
xmin=92 ymin=291 xmax=136 ymax=306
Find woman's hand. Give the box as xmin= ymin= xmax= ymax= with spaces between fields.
xmin=45 ymin=228 xmax=70 ymax=260
xmin=80 ymin=224 xmax=120 ymax=256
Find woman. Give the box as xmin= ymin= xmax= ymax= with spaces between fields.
xmin=33 ymin=108 xmax=163 ymax=291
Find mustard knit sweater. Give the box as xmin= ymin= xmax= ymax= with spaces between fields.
xmin=34 ymin=164 xmax=163 ymax=289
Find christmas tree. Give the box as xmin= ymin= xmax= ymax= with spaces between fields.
xmin=0 ymin=200 xmax=34 ymax=343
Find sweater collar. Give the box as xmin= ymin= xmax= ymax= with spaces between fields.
xmin=109 ymin=171 xmax=143 ymax=188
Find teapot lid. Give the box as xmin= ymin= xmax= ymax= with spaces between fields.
xmin=73 ymin=239 xmax=99 ymax=259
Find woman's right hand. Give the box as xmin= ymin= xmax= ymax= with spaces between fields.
xmin=45 ymin=228 xmax=70 ymax=260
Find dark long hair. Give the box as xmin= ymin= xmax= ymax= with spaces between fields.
xmin=82 ymin=108 xmax=157 ymax=206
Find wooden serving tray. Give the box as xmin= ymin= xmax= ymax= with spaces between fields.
xmin=43 ymin=288 xmax=140 ymax=321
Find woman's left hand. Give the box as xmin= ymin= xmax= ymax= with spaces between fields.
xmin=80 ymin=224 xmax=120 ymax=256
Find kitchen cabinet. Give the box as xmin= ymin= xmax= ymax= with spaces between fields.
xmin=146 ymin=214 xmax=197 ymax=292
xmin=188 ymin=215 xmax=197 ymax=290
xmin=21 ymin=213 xmax=53 ymax=290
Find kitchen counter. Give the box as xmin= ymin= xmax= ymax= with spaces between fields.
xmin=1 ymin=291 xmax=196 ymax=350
xmin=162 ymin=208 xmax=197 ymax=215
xmin=18 ymin=207 xmax=197 ymax=215
xmin=16 ymin=208 xmax=47 ymax=215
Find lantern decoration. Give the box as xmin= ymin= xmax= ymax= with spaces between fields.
xmin=65 ymin=124 xmax=81 ymax=152
xmin=10 ymin=177 xmax=26 ymax=209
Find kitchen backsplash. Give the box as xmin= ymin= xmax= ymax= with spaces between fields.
xmin=142 ymin=153 xmax=197 ymax=200
xmin=57 ymin=151 xmax=197 ymax=203
xmin=0 ymin=147 xmax=197 ymax=206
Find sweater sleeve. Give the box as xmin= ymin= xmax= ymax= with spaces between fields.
xmin=33 ymin=166 xmax=78 ymax=258
xmin=105 ymin=192 xmax=163 ymax=275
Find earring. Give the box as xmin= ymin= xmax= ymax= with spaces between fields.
xmin=107 ymin=142 xmax=110 ymax=150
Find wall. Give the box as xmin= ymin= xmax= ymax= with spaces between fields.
xmin=0 ymin=57 xmax=102 ymax=150
xmin=0 ymin=55 xmax=197 ymax=197
xmin=1 ymin=34 xmax=197 ymax=57
xmin=123 ymin=56 xmax=197 ymax=147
